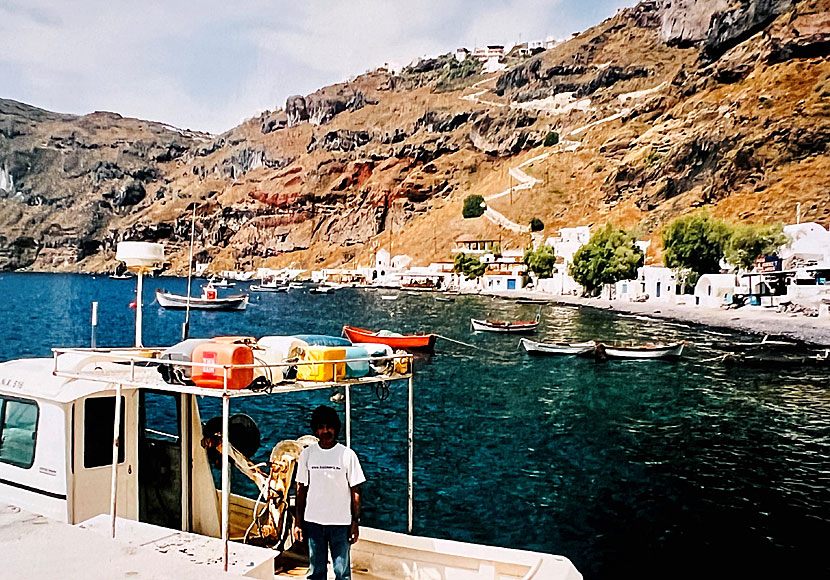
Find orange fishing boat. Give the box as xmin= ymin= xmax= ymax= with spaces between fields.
xmin=342 ymin=325 xmax=437 ymax=352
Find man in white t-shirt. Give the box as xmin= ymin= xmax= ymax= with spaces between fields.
xmin=293 ymin=405 xmax=365 ymax=580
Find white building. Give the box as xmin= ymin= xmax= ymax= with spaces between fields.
xmin=614 ymin=266 xmax=676 ymax=303
xmin=472 ymin=45 xmax=506 ymax=72
xmin=546 ymin=226 xmax=591 ymax=265
xmin=780 ymin=222 xmax=830 ymax=268
xmin=694 ymin=274 xmax=741 ymax=308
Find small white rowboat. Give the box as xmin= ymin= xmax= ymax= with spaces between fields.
xmin=520 ymin=338 xmax=596 ymax=355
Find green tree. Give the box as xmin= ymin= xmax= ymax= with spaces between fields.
xmin=569 ymin=224 xmax=644 ymax=295
xmin=524 ymin=244 xmax=557 ymax=278
xmin=462 ymin=195 xmax=485 ymax=218
xmin=529 ymin=217 xmax=544 ymax=232
xmin=662 ymin=211 xmax=732 ymax=286
xmin=453 ymin=253 xmax=487 ymax=279
xmin=543 ymin=131 xmax=559 ymax=147
xmin=724 ymin=223 xmax=789 ymax=270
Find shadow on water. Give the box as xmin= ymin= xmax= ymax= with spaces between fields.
xmin=1 ymin=274 xmax=828 ymax=579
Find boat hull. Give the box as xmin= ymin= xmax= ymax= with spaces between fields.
xmin=156 ymin=290 xmax=249 ymax=311
xmin=471 ymin=318 xmax=539 ymax=333
xmin=343 ymin=325 xmax=437 ymax=351
xmin=603 ymin=342 xmax=684 ymax=359
xmin=521 ymin=338 xmax=596 ymax=355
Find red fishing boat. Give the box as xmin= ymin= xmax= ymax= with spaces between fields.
xmin=342 ymin=325 xmax=437 ymax=352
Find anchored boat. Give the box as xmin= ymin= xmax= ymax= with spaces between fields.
xmin=342 ymin=325 xmax=437 ymax=352
xmin=156 ymin=284 xmax=249 ymax=311
xmin=471 ymin=313 xmax=541 ymax=333
xmin=601 ymin=341 xmax=685 ymax=359
xmin=520 ymin=338 xmax=596 ymax=356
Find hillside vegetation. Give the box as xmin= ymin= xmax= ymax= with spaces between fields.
xmin=0 ymin=0 xmax=827 ymax=273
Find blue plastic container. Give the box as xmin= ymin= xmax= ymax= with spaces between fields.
xmin=293 ymin=334 xmax=352 ymax=347
xmin=343 ymin=346 xmax=371 ymax=378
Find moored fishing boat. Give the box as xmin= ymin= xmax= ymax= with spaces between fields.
xmin=342 ymin=325 xmax=437 ymax=352
xmin=156 ymin=284 xmax=249 ymax=311
xmin=521 ymin=338 xmax=596 ymax=355
xmin=471 ymin=313 xmax=540 ymax=333
xmin=601 ymin=341 xmax=685 ymax=359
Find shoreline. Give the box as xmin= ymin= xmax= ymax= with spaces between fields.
xmin=498 ymin=290 xmax=830 ymax=347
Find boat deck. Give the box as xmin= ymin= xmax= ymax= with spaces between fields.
xmin=0 ymin=503 xmax=268 ymax=579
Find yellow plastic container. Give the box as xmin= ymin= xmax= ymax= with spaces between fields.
xmin=297 ymin=346 xmax=346 ymax=382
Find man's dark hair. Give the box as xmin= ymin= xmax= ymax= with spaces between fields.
xmin=310 ymin=405 xmax=341 ymax=436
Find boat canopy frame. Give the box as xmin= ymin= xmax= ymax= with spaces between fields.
xmin=51 ymin=346 xmax=415 ymax=573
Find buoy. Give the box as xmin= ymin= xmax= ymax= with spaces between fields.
xmin=129 ymin=301 xmax=137 ymax=309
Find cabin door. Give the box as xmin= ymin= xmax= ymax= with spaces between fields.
xmin=71 ymin=392 xmax=139 ymax=524
xmin=138 ymin=391 xmax=185 ymax=529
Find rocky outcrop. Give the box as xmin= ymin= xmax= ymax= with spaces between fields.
xmin=311 ymin=130 xmax=372 ymax=153
xmin=703 ymin=0 xmax=796 ymax=60
xmin=469 ymin=112 xmax=542 ymax=156
xmin=660 ymin=0 xmax=730 ymax=45
xmin=286 ymin=85 xmax=375 ymax=127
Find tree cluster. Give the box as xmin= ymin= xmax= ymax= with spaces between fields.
xmin=662 ymin=212 xmax=787 ymax=286
xmin=454 ymin=252 xmax=486 ymax=279
xmin=569 ymin=224 xmax=643 ymax=296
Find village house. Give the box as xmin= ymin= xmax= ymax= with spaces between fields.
xmin=534 ymin=226 xmax=591 ymax=295
xmin=614 ymin=266 xmax=677 ymax=303
xmin=472 ymin=45 xmax=505 ymax=72
xmin=479 ymin=249 xmax=527 ymax=293
xmin=452 ymin=234 xmax=501 ymax=255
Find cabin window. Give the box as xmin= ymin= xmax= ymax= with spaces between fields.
xmin=0 ymin=396 xmax=39 ymax=469
xmin=84 ymin=397 xmax=126 ymax=468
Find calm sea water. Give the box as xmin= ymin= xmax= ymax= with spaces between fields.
xmin=0 ymin=272 xmax=828 ymax=579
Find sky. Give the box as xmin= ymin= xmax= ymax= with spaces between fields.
xmin=0 ymin=0 xmax=633 ymax=134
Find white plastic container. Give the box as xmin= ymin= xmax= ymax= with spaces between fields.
xmin=256 ymin=336 xmax=310 ymax=384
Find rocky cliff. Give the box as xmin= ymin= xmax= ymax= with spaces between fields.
xmin=0 ymin=0 xmax=827 ymax=273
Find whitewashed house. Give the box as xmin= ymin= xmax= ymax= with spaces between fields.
xmin=694 ymin=274 xmax=741 ymax=308
xmin=614 ymin=266 xmax=676 ymax=303
xmin=780 ymin=222 xmax=830 ymax=268
xmin=480 ymin=251 xmax=527 ymax=293
xmin=533 ymin=226 xmax=591 ymax=295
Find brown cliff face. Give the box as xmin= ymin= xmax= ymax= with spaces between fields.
xmin=0 ymin=0 xmax=828 ymax=274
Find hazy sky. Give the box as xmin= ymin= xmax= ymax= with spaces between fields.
xmin=0 ymin=0 xmax=633 ymax=134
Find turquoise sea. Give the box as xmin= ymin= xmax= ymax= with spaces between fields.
xmin=1 ymin=272 xmax=828 ymax=579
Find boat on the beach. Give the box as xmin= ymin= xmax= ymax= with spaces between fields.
xmin=156 ymin=284 xmax=249 ymax=311
xmin=471 ymin=313 xmax=541 ymax=333
xmin=521 ymin=338 xmax=596 ymax=356
xmin=342 ymin=325 xmax=437 ymax=352
xmin=600 ymin=341 xmax=685 ymax=359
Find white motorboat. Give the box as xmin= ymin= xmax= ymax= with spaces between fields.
xmin=250 ymin=277 xmax=288 ymax=292
xmin=521 ymin=338 xmax=596 ymax=356
xmin=205 ymin=276 xmax=235 ymax=288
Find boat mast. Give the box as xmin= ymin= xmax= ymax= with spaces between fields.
xmin=183 ymin=205 xmax=196 ymax=340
